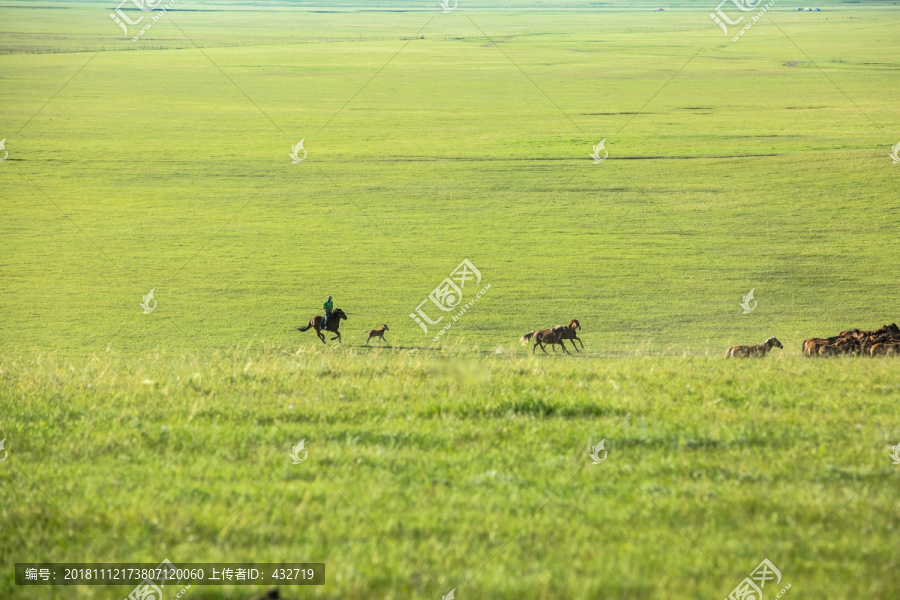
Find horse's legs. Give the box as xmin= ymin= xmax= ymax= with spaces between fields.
xmin=365 ymin=334 xmax=371 ymax=346
xmin=532 ymin=341 xmax=539 ymax=354
xmin=575 ymin=335 xmax=584 ymax=349
xmin=333 ymin=331 xmax=342 ymax=344
xmin=568 ymin=338 xmax=580 ymax=352
xmin=560 ymin=342 xmax=571 ymax=355
xmin=316 ymin=328 xmax=326 ymax=344
xmin=539 ymin=341 xmax=549 ymax=355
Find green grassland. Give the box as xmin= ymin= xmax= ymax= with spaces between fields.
xmin=2 ymin=0 xmax=899 ymax=354
xmin=1 ymin=0 xmax=899 ymax=598
xmin=3 ymin=351 xmax=900 ymax=599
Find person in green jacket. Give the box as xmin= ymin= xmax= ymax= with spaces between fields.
xmin=322 ymin=295 xmax=334 ymax=329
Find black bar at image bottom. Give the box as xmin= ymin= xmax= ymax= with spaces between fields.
xmin=15 ymin=562 xmax=325 ymax=585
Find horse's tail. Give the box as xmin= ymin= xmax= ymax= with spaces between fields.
xmin=298 ymin=321 xmax=312 ymax=332
xmin=520 ymin=331 xmax=535 ymax=345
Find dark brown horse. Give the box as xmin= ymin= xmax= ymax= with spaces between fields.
xmin=554 ymin=319 xmax=584 ymax=352
xmin=803 ymin=337 xmax=834 ymax=357
xmin=298 ymin=308 xmax=348 ymax=344
xmin=870 ymin=343 xmax=900 ymax=356
xmin=521 ymin=328 xmax=570 ymax=355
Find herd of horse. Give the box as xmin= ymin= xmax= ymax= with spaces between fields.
xmin=298 ymin=310 xmax=900 ymax=358
xmin=725 ymin=323 xmax=900 ymax=358
xmin=296 ymin=309 xmax=586 ymax=353
xmin=802 ymin=323 xmax=900 ymax=357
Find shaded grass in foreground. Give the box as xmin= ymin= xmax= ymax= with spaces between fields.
xmin=2 ymin=349 xmax=898 ymax=599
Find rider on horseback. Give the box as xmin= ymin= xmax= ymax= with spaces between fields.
xmin=322 ymin=295 xmax=333 ymax=329
xmin=298 ymin=302 xmax=345 ymax=344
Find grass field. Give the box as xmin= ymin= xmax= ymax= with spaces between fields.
xmin=2 ymin=0 xmax=899 ymax=598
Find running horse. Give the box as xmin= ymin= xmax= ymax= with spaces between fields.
xmin=298 ymin=308 xmax=348 ymax=344
xmin=725 ymin=336 xmax=783 ymax=358
xmin=520 ymin=328 xmax=570 ymax=355
xmin=555 ymin=319 xmax=584 ymax=352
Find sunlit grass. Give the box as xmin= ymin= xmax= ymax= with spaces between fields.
xmin=2 ymin=1 xmax=899 ymax=598
xmin=2 ymin=349 xmax=899 ymax=598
